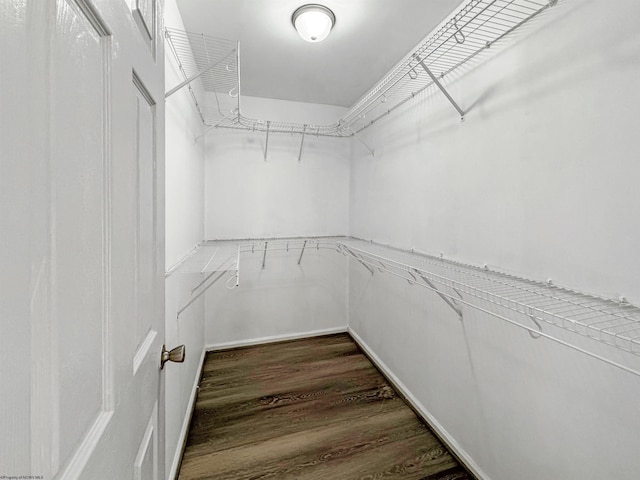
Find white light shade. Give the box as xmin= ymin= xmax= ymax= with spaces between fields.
xmin=292 ymin=4 xmax=335 ymax=43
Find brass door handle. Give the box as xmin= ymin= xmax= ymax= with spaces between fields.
xmin=161 ymin=344 xmax=185 ymax=369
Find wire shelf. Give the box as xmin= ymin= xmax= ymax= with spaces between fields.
xmin=338 ymin=238 xmax=640 ymax=372
xmin=214 ymin=115 xmax=350 ymax=138
xmin=165 ymin=0 xmax=557 ymax=139
xmin=167 ymin=236 xmax=640 ymax=375
xmin=341 ymin=0 xmax=555 ymax=131
xmin=165 ymin=28 xmax=240 ymax=126
xmin=167 ymin=237 xmax=342 ymax=276
xmin=175 ymin=242 xmax=240 ymax=275
xmin=165 ymin=30 xmax=348 ymax=137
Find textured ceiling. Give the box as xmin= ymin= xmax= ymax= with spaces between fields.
xmin=174 ymin=0 xmax=462 ymax=107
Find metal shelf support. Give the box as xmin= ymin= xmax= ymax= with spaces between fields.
xmin=298 ymin=240 xmax=307 ymax=265
xmin=177 ymin=270 xmax=227 ymax=318
xmin=414 ymin=269 xmax=463 ymax=318
xmin=264 ymin=121 xmax=270 ymax=161
xmin=348 ymin=127 xmax=375 ymax=157
xmin=340 ymin=245 xmax=375 ymax=275
xmin=262 ymin=241 xmax=268 ymax=269
xmin=414 ymin=54 xmax=465 ymax=121
xmin=298 ymin=124 xmax=307 ymax=162
xmin=165 ymin=49 xmax=236 ymax=99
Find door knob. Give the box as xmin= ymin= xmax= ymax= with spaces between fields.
xmin=161 ymin=344 xmax=185 ymax=369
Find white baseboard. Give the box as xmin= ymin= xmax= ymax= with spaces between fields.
xmin=348 ymin=327 xmax=491 ymax=480
xmin=206 ymin=326 xmax=348 ymax=351
xmin=167 ymin=347 xmax=206 ymax=480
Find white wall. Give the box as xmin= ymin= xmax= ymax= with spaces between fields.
xmin=204 ymin=96 xmax=350 ymax=239
xmin=164 ymin=1 xmax=207 ymax=478
xmin=348 ymin=1 xmax=640 ymax=479
xmin=350 ymin=0 xmax=640 ymax=305
xmin=203 ymin=97 xmax=351 ymax=345
xmin=205 ymin=246 xmax=348 ymax=348
xmin=165 ymin=0 xmax=205 ymax=266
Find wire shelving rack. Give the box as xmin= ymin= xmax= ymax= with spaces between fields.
xmin=164 ymin=28 xmax=239 ymax=126
xmin=167 ymin=236 xmax=640 ymax=377
xmin=164 ymin=0 xmax=557 ymax=144
xmin=338 ymin=239 xmax=640 ymax=363
xmin=340 ymin=0 xmax=556 ymax=132
xmin=167 ymin=238 xmax=340 ymax=317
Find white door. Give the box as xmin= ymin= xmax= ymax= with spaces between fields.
xmin=0 ymin=1 xmax=169 ymax=479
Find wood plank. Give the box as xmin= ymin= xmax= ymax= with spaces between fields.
xmin=178 ymin=334 xmax=473 ymax=480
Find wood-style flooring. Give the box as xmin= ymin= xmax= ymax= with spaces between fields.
xmin=178 ymin=333 xmax=473 ymax=480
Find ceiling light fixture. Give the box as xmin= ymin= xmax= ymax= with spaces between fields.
xmin=292 ymin=4 xmax=335 ymax=43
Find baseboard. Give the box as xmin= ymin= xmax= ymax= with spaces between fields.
xmin=348 ymin=327 xmax=491 ymax=480
xmin=206 ymin=326 xmax=348 ymax=351
xmin=168 ymin=347 xmax=206 ymax=480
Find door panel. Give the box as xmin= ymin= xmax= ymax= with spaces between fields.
xmin=131 ymin=0 xmax=157 ymax=54
xmin=135 ymin=79 xmax=157 ymax=352
xmin=134 ymin=403 xmax=159 ymax=480
xmin=0 ymin=0 xmax=167 ymax=478
xmin=52 ymin=0 xmax=109 ymax=465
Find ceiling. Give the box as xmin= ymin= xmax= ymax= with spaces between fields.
xmin=175 ymin=0 xmax=463 ymax=107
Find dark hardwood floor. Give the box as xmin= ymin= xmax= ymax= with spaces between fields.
xmin=178 ymin=333 xmax=473 ymax=480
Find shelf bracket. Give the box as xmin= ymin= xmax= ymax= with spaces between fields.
xmin=348 ymin=127 xmax=375 ymax=157
xmin=191 ymin=269 xmax=218 ymax=295
xmin=177 ymin=270 xmax=228 ymax=318
xmin=194 ymin=115 xmax=232 ymax=143
xmin=298 ymin=124 xmax=307 ymax=162
xmin=264 ymin=121 xmax=271 ymax=161
xmin=413 ymin=54 xmax=465 ymax=121
xmin=234 ymin=247 xmax=241 ymax=287
xmin=200 ymin=248 xmax=220 ymax=274
xmin=262 ymin=241 xmax=268 ymax=269
xmin=165 ymin=49 xmax=236 ymax=99
xmin=414 ymin=269 xmax=463 ymax=318
xmin=340 ymin=245 xmax=374 ymax=275
xmin=298 ymin=240 xmax=307 ymax=265
xmin=194 ymin=124 xmax=216 ymax=143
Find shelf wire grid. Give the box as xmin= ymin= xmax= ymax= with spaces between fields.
xmin=165 ymin=29 xmax=348 ymax=136
xmin=167 ymin=237 xmax=344 ymax=277
xmin=168 ymin=236 xmax=640 ymax=375
xmin=213 ymin=115 xmax=349 ymax=138
xmin=235 ymin=237 xmax=342 ymax=254
xmin=341 ymin=0 xmax=554 ymax=132
xmin=339 ymin=238 xmax=640 ymax=359
xmin=165 ymin=0 xmax=556 ymax=137
xmin=171 ymin=242 xmax=240 ymax=275
xmin=165 ymin=28 xmax=240 ymax=126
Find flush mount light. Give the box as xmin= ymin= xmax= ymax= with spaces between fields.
xmin=292 ymin=4 xmax=336 ymax=43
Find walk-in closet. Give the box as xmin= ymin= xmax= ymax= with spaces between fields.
xmin=2 ymin=0 xmax=639 ymax=479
